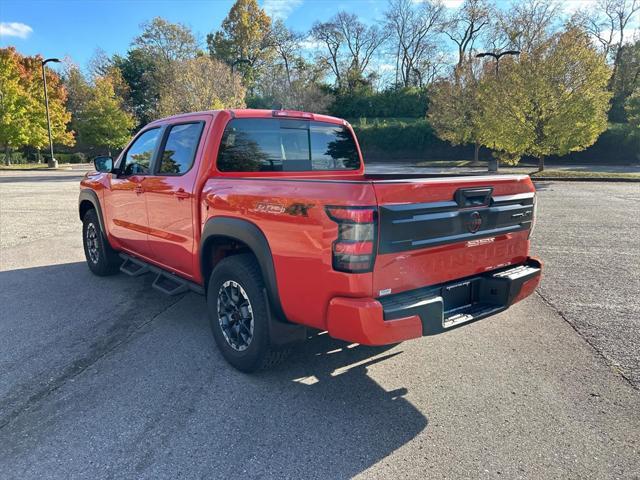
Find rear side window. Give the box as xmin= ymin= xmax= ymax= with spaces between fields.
xmin=157 ymin=122 xmax=204 ymax=175
xmin=217 ymin=119 xmax=360 ymax=172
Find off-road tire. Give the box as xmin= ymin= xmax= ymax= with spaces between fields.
xmin=82 ymin=209 xmax=120 ymax=276
xmin=207 ymin=254 xmax=288 ymax=372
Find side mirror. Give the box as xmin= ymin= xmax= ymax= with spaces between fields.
xmin=93 ymin=156 xmax=113 ymax=173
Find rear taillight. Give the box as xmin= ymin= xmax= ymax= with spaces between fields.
xmin=326 ymin=206 xmax=377 ymax=273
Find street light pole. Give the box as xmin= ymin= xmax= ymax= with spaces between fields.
xmin=475 ymin=50 xmax=520 ymax=173
xmin=475 ymin=50 xmax=520 ymax=76
xmin=41 ymin=57 xmax=60 ymax=169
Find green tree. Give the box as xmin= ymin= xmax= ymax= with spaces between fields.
xmin=624 ymin=88 xmax=640 ymax=159
xmin=428 ymin=63 xmax=484 ymax=163
xmin=478 ymin=28 xmax=612 ymax=171
xmin=77 ymin=74 xmax=136 ymax=155
xmin=610 ymin=40 xmax=640 ymax=121
xmin=133 ymin=17 xmax=199 ymax=64
xmin=112 ymin=49 xmax=159 ymax=125
xmin=207 ymin=0 xmax=274 ymax=91
xmin=63 ymin=64 xmax=92 ymax=149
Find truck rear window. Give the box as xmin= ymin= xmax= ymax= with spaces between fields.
xmin=217 ymin=118 xmax=361 ymax=172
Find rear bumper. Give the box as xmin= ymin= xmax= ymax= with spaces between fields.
xmin=326 ymin=257 xmax=542 ymax=345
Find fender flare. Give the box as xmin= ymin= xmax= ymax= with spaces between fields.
xmin=200 ymin=217 xmax=286 ymax=321
xmin=78 ymin=189 xmax=106 ymax=233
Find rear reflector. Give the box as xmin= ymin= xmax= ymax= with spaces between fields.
xmin=326 ymin=207 xmax=375 ymax=223
xmin=325 ymin=206 xmax=377 ymax=273
xmin=334 ymin=241 xmax=374 ymax=255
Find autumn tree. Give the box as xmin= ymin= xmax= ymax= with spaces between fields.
xmin=157 ymin=56 xmax=246 ymax=116
xmin=77 ymin=74 xmax=136 ymax=156
xmin=207 ymin=0 xmax=274 ymax=91
xmin=0 ymin=48 xmax=30 ymax=164
xmin=478 ymin=28 xmax=612 ymax=171
xmin=384 ymin=0 xmax=445 ymax=88
xmin=0 ymin=48 xmax=74 ymax=164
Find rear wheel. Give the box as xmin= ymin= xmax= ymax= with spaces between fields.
xmin=82 ymin=209 xmax=120 ymax=276
xmin=207 ymin=254 xmax=288 ymax=372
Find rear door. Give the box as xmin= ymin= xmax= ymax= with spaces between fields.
xmin=144 ymin=119 xmax=207 ymax=278
xmin=371 ymin=176 xmax=535 ymax=297
xmin=107 ymin=127 xmax=162 ymax=257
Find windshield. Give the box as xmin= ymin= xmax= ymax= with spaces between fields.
xmin=217 ymin=118 xmax=361 ymax=172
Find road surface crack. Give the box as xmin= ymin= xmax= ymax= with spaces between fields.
xmin=535 ymin=289 xmax=636 ymax=390
xmin=0 ymin=296 xmax=185 ymax=431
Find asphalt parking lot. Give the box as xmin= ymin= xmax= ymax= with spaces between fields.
xmin=0 ymin=169 xmax=639 ymax=479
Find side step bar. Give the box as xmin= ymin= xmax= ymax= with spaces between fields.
xmin=119 ymin=254 xmax=204 ymax=296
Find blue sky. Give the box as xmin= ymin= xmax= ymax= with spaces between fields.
xmin=1 ymin=0 xmax=632 ymax=75
xmin=0 ymin=0 xmax=390 ymax=70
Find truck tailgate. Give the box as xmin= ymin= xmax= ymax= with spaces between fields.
xmin=371 ymin=175 xmax=535 ymax=297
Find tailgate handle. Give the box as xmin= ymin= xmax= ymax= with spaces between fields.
xmin=454 ymin=187 xmax=493 ymax=208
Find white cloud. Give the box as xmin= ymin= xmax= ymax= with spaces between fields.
xmin=560 ymin=0 xmax=597 ymax=14
xmin=262 ymin=0 xmax=303 ymax=20
xmin=299 ymin=37 xmax=322 ymax=51
xmin=378 ymin=63 xmax=395 ymax=72
xmin=442 ymin=0 xmax=464 ymax=8
xmin=0 ymin=22 xmax=33 ymax=39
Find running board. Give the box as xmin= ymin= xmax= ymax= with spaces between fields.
xmin=120 ymin=256 xmax=149 ymax=276
xmin=118 ymin=254 xmax=205 ymax=296
xmin=152 ymin=273 xmax=188 ymax=296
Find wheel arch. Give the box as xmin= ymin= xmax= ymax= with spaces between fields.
xmin=79 ymin=189 xmax=106 ymax=233
xmin=200 ymin=217 xmax=286 ymax=321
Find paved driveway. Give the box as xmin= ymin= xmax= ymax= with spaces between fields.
xmin=0 ymin=170 xmax=638 ymax=479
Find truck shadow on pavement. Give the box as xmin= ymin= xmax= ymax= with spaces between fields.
xmin=0 ymin=261 xmax=428 ymax=479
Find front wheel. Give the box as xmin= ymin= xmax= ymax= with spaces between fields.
xmin=82 ymin=209 xmax=120 ymax=276
xmin=207 ymin=254 xmax=288 ymax=372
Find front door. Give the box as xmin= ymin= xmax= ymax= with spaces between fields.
xmin=107 ymin=127 xmax=162 ymax=257
xmin=145 ymin=121 xmax=206 ymax=279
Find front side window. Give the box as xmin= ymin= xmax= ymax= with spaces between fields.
xmin=217 ymin=119 xmax=360 ymax=172
xmin=122 ymin=128 xmax=161 ymax=175
xmin=157 ymin=123 xmax=204 ymax=175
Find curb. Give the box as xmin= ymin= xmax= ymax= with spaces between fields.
xmin=530 ymin=176 xmax=640 ymax=183
xmin=0 ymin=167 xmax=73 ymax=172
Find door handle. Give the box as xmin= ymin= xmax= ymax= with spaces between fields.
xmin=134 ymin=185 xmax=144 ymax=195
xmin=175 ymin=188 xmax=190 ymax=199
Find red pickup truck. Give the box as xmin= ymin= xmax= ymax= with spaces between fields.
xmin=79 ymin=109 xmax=541 ymax=371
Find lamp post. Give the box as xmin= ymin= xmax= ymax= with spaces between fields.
xmin=475 ymin=50 xmax=520 ymax=75
xmin=475 ymin=50 xmax=520 ymax=172
xmin=41 ymin=57 xmax=60 ymax=169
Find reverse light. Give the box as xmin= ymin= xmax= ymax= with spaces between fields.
xmin=326 ymin=206 xmax=377 ymax=273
